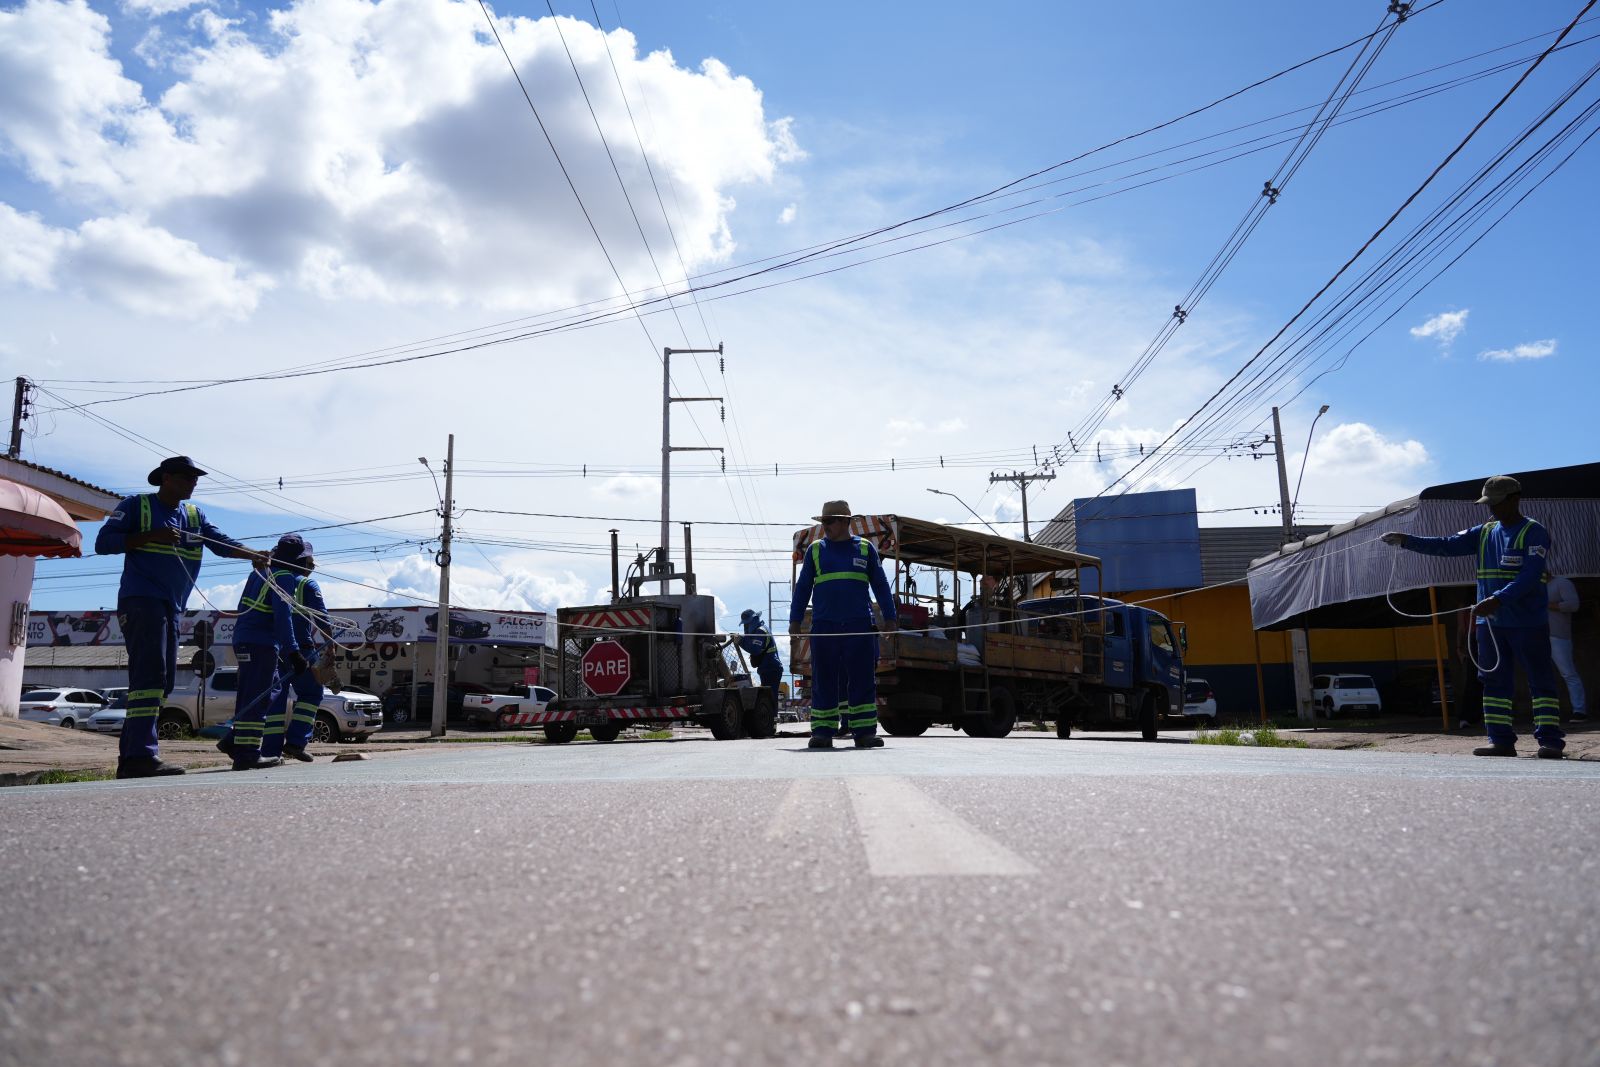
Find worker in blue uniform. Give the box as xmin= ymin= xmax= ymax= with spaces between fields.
xmin=221 ymin=535 xmax=310 ymax=770
xmin=94 ymin=456 xmax=264 ymax=779
xmin=1383 ymin=475 xmax=1564 ymax=758
xmin=790 ymin=500 xmax=896 ymax=750
xmin=738 ymin=609 xmax=785 ymax=693
xmin=264 ymin=543 xmax=327 ymax=764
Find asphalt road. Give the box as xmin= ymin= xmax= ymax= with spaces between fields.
xmin=2 ymin=734 xmax=1597 ymax=1067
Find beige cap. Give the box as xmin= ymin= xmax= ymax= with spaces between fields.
xmin=1477 ymin=475 xmax=1521 ymax=505
xmin=813 ymin=500 xmax=853 ymax=521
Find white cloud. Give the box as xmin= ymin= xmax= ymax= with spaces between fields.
xmin=123 ymin=0 xmax=210 ymax=15
xmin=1479 ymin=338 xmax=1557 ymax=362
xmin=0 ymin=203 xmax=66 ymax=288
xmin=0 ymin=0 xmax=801 ymax=315
xmin=592 ymin=474 xmax=660 ymax=499
xmin=1409 ymin=308 xmax=1468 ymax=348
xmin=1306 ymin=422 xmax=1429 ymax=473
xmin=778 ymin=203 xmax=796 ymax=224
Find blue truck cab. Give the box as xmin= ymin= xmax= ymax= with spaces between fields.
xmin=1019 ymin=595 xmax=1186 ymax=732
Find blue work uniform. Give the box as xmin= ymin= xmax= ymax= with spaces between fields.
xmin=739 ymin=622 xmax=784 ymax=691
xmin=226 ymin=568 xmax=301 ymax=762
xmin=790 ymin=536 xmax=896 ymax=740
xmin=268 ymin=573 xmax=327 ymax=757
xmin=93 ymin=493 xmax=244 ymax=765
xmin=1403 ymin=517 xmax=1562 ymax=751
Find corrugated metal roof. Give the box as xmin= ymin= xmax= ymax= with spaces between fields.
xmin=1200 ymin=526 xmax=1328 ymax=585
xmin=0 ymin=456 xmax=119 ymax=498
xmin=23 ymin=645 xmax=199 ymax=668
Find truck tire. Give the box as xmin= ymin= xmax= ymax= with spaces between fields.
xmin=313 ymin=713 xmax=341 ymax=744
xmin=880 ymin=711 xmax=929 ymax=737
xmin=1141 ymin=691 xmax=1160 ymax=741
xmin=588 ymin=722 xmax=621 ymax=743
xmin=156 ymin=710 xmax=191 ymax=741
xmin=704 ymin=690 xmax=745 ymax=741
xmin=744 ymin=689 xmax=778 ymax=739
xmin=1055 ymin=718 xmax=1072 ymax=739
xmin=544 ymin=722 xmax=578 ymax=744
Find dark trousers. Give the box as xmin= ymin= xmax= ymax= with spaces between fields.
xmin=268 ymin=664 xmax=324 ymax=756
xmin=118 ymin=596 xmax=178 ymax=764
xmin=1478 ymin=623 xmax=1564 ymax=751
xmin=756 ymin=656 xmax=783 ymax=691
xmin=809 ymin=621 xmax=879 ymax=739
xmin=231 ymin=643 xmax=284 ymax=760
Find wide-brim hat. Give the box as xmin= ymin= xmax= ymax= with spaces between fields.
xmin=1477 ymin=474 xmax=1521 ymax=505
xmin=147 ymin=455 xmax=208 ymax=486
xmin=813 ymin=499 xmax=853 ymax=522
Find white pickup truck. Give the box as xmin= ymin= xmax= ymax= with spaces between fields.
xmin=155 ymin=667 xmax=385 ymax=742
xmin=460 ymin=684 xmax=558 ymax=730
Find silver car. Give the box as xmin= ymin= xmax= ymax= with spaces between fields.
xmin=18 ymin=689 xmax=107 ymax=729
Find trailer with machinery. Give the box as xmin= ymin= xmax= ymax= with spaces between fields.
xmin=536 ymin=532 xmax=778 ymax=744
xmin=788 ymin=515 xmax=1187 ymax=739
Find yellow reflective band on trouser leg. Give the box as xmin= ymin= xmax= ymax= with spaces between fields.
xmin=847 ymin=703 xmax=878 ymax=729
xmin=231 ymin=722 xmax=264 ymax=750
xmin=811 ymin=706 xmax=840 ymax=726
xmin=291 ymin=702 xmax=319 ymax=725
xmin=125 ymin=688 xmax=162 ymax=719
xmin=264 ymin=710 xmax=287 ymax=737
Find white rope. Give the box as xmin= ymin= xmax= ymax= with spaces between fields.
xmin=1381 ymin=542 xmax=1501 ymax=673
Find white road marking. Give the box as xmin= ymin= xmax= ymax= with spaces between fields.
xmin=845 ymin=775 xmax=1038 ymax=877
xmin=764 ymin=777 xmax=840 ymax=840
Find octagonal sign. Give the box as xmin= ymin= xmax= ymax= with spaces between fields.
xmin=581 ymin=639 xmax=631 ymax=697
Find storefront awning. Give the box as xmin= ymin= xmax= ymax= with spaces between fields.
xmin=0 ymin=477 xmax=82 ymax=559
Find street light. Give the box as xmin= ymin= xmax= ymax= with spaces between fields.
xmin=419 ymin=456 xmax=443 ymax=509
xmin=925 ymin=488 xmax=1001 ymax=535
xmin=1291 ymin=404 xmax=1330 ymax=538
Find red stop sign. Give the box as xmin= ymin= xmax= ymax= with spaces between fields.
xmin=580 ymin=639 xmax=632 ymax=697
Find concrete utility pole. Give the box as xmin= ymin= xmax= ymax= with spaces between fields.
xmin=988 ymin=470 xmax=1055 ymax=541
xmin=1272 ymin=407 xmax=1315 ymax=722
xmin=429 ymin=434 xmax=455 ymax=738
xmin=659 ymin=345 xmax=723 ymax=579
xmin=8 ymin=377 xmax=30 ymax=458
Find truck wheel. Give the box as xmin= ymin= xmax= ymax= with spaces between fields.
xmin=313 ymin=713 xmax=340 ymax=744
xmin=543 ymin=722 xmax=578 ymax=744
xmin=1141 ymin=691 xmax=1160 ymax=741
xmin=495 ymin=708 xmax=522 ymax=731
xmin=156 ymin=710 xmax=191 ymax=741
xmin=881 ymin=712 xmax=929 ymax=737
xmin=988 ymin=689 xmax=1017 ymax=739
xmin=588 ymin=722 xmax=621 ymax=743
xmin=1055 ymin=719 xmax=1073 ymax=739
xmin=744 ymin=690 xmax=778 ymax=739
xmin=705 ymin=690 xmax=744 ymax=741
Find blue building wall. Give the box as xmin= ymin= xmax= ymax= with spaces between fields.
xmin=1074 ymin=488 xmax=1203 ymax=594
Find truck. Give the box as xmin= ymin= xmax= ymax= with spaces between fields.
xmin=788 ymin=514 xmax=1186 ymax=739
xmin=460 ymin=684 xmax=559 ymax=729
xmin=536 ymin=533 xmax=778 ymax=744
xmin=158 ymin=667 xmax=385 ymax=742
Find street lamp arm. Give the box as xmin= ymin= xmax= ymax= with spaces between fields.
xmin=926 ymin=488 xmax=1001 ymax=536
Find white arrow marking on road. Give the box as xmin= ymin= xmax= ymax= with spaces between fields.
xmin=846 ymin=776 xmax=1038 ymax=877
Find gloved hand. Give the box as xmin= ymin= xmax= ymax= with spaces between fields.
xmin=1380 ymin=532 xmax=1407 ymax=547
xmin=287 ymin=649 xmax=309 ymax=675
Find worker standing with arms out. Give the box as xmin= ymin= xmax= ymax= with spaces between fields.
xmin=94 ymin=456 xmax=264 ymax=779
xmin=263 ymin=542 xmax=326 ymax=764
xmin=739 ymin=609 xmax=785 ymax=693
xmin=1383 ymin=475 xmax=1564 ymax=758
xmin=1546 ymin=570 xmax=1585 ymax=723
xmin=790 ymin=500 xmax=896 ymax=750
xmin=222 ymin=535 xmax=309 ymax=771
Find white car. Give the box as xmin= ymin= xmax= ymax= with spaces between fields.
xmin=1312 ymin=673 xmax=1383 ymax=717
xmin=18 ymin=688 xmax=108 ymax=729
xmin=1183 ymin=678 xmax=1218 ymax=720
xmin=162 ymin=667 xmax=385 ymax=742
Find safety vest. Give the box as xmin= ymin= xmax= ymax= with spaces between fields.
xmin=240 ymin=569 xmax=305 ymax=615
xmin=135 ymin=494 xmax=202 ymax=561
xmin=810 ymin=537 xmax=872 ymax=584
xmin=1477 ymin=520 xmax=1549 ymax=585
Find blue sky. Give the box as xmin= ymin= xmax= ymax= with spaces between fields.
xmin=3 ymin=0 xmax=1595 ymax=622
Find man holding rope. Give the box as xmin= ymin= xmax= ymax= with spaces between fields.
xmin=221 ymin=535 xmax=311 ymax=770
xmin=1383 ymin=475 xmax=1564 ymax=759
xmin=95 ymin=456 xmax=265 ymax=779
xmin=263 ymin=542 xmax=328 ymax=764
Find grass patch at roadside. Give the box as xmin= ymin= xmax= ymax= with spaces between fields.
xmin=34 ymin=768 xmax=117 ymax=784
xmin=639 ymin=729 xmax=674 ymax=739
xmin=1194 ymin=724 xmax=1307 ymax=748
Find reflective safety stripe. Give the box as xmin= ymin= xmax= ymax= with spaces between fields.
xmin=241 ymin=569 xmax=299 ymax=614
xmin=135 ymin=495 xmax=203 ymax=560
xmin=1533 ymin=716 xmax=1561 ymax=726
xmin=127 ymin=688 xmax=163 ymax=701
xmin=124 ymin=708 xmax=159 ymax=719
xmin=811 ymin=537 xmax=872 ymax=583
xmin=1483 ymin=714 xmax=1514 ymax=725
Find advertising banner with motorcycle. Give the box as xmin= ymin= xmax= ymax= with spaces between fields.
xmin=30 ymin=606 xmax=547 ymax=649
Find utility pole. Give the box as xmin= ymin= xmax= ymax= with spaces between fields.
xmin=988 ymin=470 xmax=1055 ymax=541
xmin=1272 ymin=407 xmax=1315 ymax=722
xmin=659 ymin=345 xmax=724 ymax=580
xmin=429 ymin=434 xmax=455 ymax=738
xmin=8 ymin=377 xmax=31 ymax=458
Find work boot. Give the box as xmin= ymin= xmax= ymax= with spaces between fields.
xmin=1472 ymin=744 xmax=1517 ymax=757
xmin=807 ymin=735 xmax=833 ymax=751
xmin=231 ymin=755 xmax=282 ymax=771
xmin=854 ymin=735 xmax=885 ymax=749
xmin=115 ymin=758 xmax=186 ymax=779
xmin=281 ymin=745 xmax=314 ymax=763
xmin=215 ymin=735 xmax=235 ymax=757
xmin=1536 ymin=747 xmax=1565 ymax=760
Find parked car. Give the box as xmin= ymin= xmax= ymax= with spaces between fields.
xmin=18 ymin=688 xmax=107 ymax=729
xmin=98 ymin=686 xmax=129 ymax=704
xmin=163 ymin=667 xmax=384 ymax=742
xmin=460 ymin=685 xmax=558 ymax=729
xmin=381 ymin=681 xmax=492 ymax=726
xmin=1312 ymin=673 xmax=1383 ymax=717
xmin=1182 ymin=678 xmax=1218 ymax=720
xmin=86 ymin=693 xmax=130 ymax=734
xmin=423 ymin=612 xmax=492 ymax=641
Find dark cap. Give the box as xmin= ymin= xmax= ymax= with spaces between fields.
xmin=146 ymin=455 xmax=208 ymax=486
xmin=1476 ymin=475 xmax=1522 ymax=505
xmin=271 ymin=533 xmax=313 ymax=564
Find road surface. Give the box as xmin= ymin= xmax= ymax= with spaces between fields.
xmin=2 ymin=733 xmax=1596 ymax=1066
